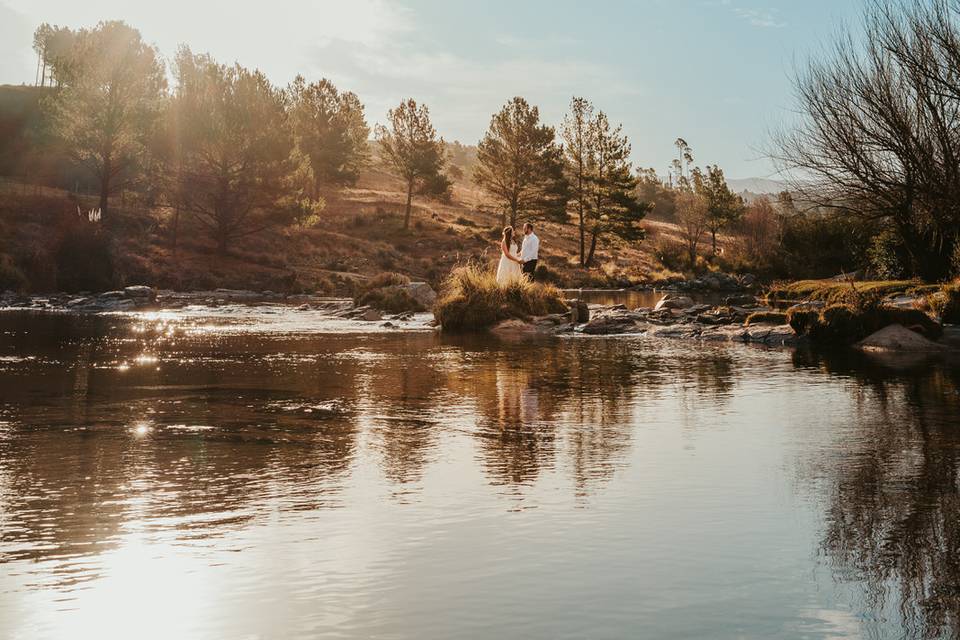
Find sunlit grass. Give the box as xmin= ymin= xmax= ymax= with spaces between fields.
xmin=433 ymin=264 xmax=568 ymax=331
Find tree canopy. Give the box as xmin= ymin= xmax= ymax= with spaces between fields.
xmin=375 ymin=99 xmax=447 ymax=230
xmin=474 ymin=96 xmax=567 ymax=229
xmin=46 ymin=21 xmax=166 ymax=216
xmin=287 ymin=75 xmax=370 ymax=196
xmin=169 ymin=48 xmax=314 ymax=253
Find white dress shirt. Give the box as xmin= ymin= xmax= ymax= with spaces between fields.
xmin=520 ymin=233 xmax=539 ymax=262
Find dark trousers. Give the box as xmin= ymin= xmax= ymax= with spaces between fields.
xmin=522 ymin=259 xmax=538 ymax=280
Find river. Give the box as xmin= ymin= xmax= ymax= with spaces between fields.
xmin=1 ymin=307 xmax=957 ymax=639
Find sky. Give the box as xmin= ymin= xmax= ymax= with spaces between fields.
xmin=0 ymin=0 xmax=863 ymax=179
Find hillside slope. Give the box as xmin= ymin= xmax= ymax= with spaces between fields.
xmin=0 ymin=164 xmax=741 ymax=295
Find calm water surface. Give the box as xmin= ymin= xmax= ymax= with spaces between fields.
xmin=1 ymin=308 xmax=959 ymax=639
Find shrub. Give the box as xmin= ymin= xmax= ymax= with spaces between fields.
xmin=922 ymin=281 xmax=960 ymax=324
xmin=353 ymin=272 xmax=422 ymax=313
xmin=867 ymin=229 xmax=908 ymax=279
xmin=535 ymin=263 xmax=566 ymax=286
xmin=434 ymin=264 xmax=568 ymax=331
xmin=788 ymin=301 xmax=942 ymax=344
xmin=0 ymin=254 xmax=27 ymax=292
xmin=54 ymin=223 xmax=114 ymax=292
xmin=653 ymin=237 xmax=687 ymax=272
xmin=744 ymin=310 xmax=788 ymax=326
xmin=365 ymin=272 xmax=410 ymax=289
xmin=356 ymin=287 xmax=422 ymax=313
xmin=786 ymin=307 xmax=820 ymax=335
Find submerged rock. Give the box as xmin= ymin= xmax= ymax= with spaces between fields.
xmin=490 ymin=318 xmax=556 ymax=338
xmin=856 ymin=324 xmax=947 ymax=352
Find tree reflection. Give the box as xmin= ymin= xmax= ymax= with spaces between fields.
xmin=799 ymin=350 xmax=960 ymax=639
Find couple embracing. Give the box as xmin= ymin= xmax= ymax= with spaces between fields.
xmin=495 ymin=222 xmax=540 ymax=285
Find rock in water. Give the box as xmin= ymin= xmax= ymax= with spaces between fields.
xmin=856 ymin=324 xmax=947 ymax=352
xmin=567 ymin=300 xmax=590 ymax=324
xmin=403 ymin=282 xmax=437 ymax=309
xmin=123 ymin=285 xmax=156 ymax=300
xmin=654 ymin=294 xmax=694 ymax=311
xmin=490 ymin=319 xmax=554 ymax=338
xmin=359 ymin=308 xmax=383 ymax=322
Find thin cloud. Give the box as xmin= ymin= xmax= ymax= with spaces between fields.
xmin=734 ymin=7 xmax=787 ymax=29
xmin=707 ymin=1 xmax=787 ymax=29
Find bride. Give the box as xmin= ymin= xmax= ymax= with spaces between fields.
xmin=495 ymin=226 xmax=523 ymax=284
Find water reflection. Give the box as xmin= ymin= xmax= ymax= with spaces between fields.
xmin=797 ymin=349 xmax=960 ymax=639
xmin=1 ymin=311 xmax=959 ymax=638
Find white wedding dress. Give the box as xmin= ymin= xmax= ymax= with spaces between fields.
xmin=496 ymin=241 xmax=522 ymax=284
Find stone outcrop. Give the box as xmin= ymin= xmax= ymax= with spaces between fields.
xmin=856 ymin=324 xmax=947 ymax=352
xmin=402 ymin=282 xmax=437 ymax=309
xmin=653 ymin=294 xmax=694 ymax=311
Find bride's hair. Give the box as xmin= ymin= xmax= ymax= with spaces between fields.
xmin=502 ymin=226 xmax=514 ymax=247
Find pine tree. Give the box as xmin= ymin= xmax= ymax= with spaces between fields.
xmin=562 ymin=96 xmax=595 ymax=266
xmin=47 ymin=21 xmax=166 ymax=217
xmin=375 ymin=99 xmax=447 ymax=230
xmin=474 ymin=97 xmax=567 ymax=228
xmin=583 ymin=111 xmax=649 ymax=267
xmin=287 ymin=76 xmax=370 ymax=197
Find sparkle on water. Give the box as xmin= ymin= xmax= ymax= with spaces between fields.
xmin=0 ymin=305 xmax=958 ymax=640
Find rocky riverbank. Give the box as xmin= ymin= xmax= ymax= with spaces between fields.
xmin=0 ymin=282 xmax=436 ymax=321
xmin=489 ymin=293 xmax=799 ymax=347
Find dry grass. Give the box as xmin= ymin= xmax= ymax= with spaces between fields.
xmin=434 ymin=264 xmax=568 ymax=331
xmin=918 ymin=280 xmax=960 ymax=323
xmin=787 ymin=302 xmax=942 ymax=343
xmin=766 ymin=279 xmax=936 ymax=305
xmin=353 ymin=272 xmax=423 ymax=312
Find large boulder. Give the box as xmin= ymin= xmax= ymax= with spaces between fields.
xmin=653 ymin=294 xmax=694 ymax=311
xmin=403 ymin=282 xmax=437 ymax=309
xmin=856 ymin=324 xmax=946 ymax=352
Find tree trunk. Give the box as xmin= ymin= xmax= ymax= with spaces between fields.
xmin=171 ymin=205 xmax=180 ymax=250
xmin=404 ymin=179 xmax=413 ymax=229
xmin=585 ymin=230 xmax=599 ymax=267
xmin=578 ymin=203 xmax=585 ymax=267
xmin=711 ymin=229 xmax=718 ymax=256
xmin=98 ymin=173 xmax=110 ymax=217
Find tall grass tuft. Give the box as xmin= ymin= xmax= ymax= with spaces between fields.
xmin=354 ymin=272 xmax=421 ymax=313
xmin=433 ymin=264 xmax=568 ymax=332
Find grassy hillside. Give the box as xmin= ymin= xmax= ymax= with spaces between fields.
xmin=1 ymin=166 xmax=725 ymax=294
xmin=0 ymin=85 xmax=738 ymax=295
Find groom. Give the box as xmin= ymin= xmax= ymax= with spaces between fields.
xmin=519 ymin=222 xmax=539 ymax=280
